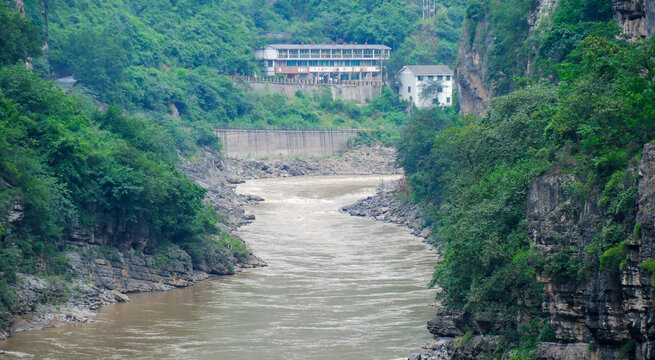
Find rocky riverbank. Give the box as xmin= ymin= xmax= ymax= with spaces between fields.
xmin=229 ymin=145 xmax=401 ymax=179
xmin=1 ymin=144 xmax=399 ymax=340
xmin=405 ymin=145 xmax=655 ymax=360
xmin=341 ymin=180 xmax=428 ymax=238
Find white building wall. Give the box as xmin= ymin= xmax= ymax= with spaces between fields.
xmin=398 ymin=68 xmax=453 ymax=108
xmin=256 ymin=47 xmax=279 ymax=76
xmin=398 ymin=69 xmax=417 ymax=105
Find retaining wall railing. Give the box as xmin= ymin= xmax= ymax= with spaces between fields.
xmin=232 ymin=75 xmax=386 ymax=87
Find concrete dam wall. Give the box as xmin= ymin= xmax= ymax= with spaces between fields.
xmin=215 ymin=129 xmax=362 ymax=159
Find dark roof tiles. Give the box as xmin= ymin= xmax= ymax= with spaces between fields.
xmin=401 ymin=65 xmax=453 ymax=75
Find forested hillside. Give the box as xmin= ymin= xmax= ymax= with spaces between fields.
xmin=397 ymin=0 xmax=655 ymax=358
xmin=0 ymin=3 xmax=248 ymax=327
xmin=8 ymin=0 xmax=465 ymax=136
xmin=457 ymin=0 xmax=619 ymax=114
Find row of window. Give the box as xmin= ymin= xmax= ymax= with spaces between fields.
xmin=279 ymin=49 xmax=390 ymax=56
xmin=281 ymin=60 xmax=377 ymax=67
xmin=417 ymin=75 xmax=451 ymax=81
xmin=406 ymin=87 xmax=452 ymax=104
xmin=407 ymin=86 xmax=445 ymax=93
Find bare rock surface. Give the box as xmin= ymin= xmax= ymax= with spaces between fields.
xmin=340 ymin=180 xmax=426 ymax=237
xmin=419 ymin=143 xmax=655 ymax=360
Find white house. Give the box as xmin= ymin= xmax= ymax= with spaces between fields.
xmin=398 ymin=65 xmax=454 ymax=108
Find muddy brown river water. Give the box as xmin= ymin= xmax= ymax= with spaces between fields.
xmin=0 ymin=175 xmax=438 ymax=360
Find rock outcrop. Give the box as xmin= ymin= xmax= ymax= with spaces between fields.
xmin=527 ymin=0 xmax=559 ymax=31
xmin=455 ymin=0 xmax=562 ymax=116
xmin=455 ymin=0 xmax=654 ymax=116
xmin=341 ymin=180 xmax=426 ymax=238
xmin=613 ymin=0 xmax=655 ymax=39
xmin=454 ymin=18 xmax=492 ymax=116
xmin=422 ymin=144 xmax=655 ymax=359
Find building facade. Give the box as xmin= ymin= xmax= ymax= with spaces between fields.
xmin=254 ymin=43 xmax=391 ymax=81
xmin=398 ymin=65 xmax=454 ymax=108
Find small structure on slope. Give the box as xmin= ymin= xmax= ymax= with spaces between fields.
xmin=398 ymin=65 xmax=454 ymax=108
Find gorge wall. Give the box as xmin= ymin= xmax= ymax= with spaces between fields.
xmin=424 ymin=143 xmax=655 ymax=360
xmin=613 ymin=0 xmax=655 ymax=39
xmin=455 ymin=0 xmax=654 ymax=116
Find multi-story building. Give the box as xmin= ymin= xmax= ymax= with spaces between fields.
xmin=398 ymin=65 xmax=454 ymax=108
xmin=254 ymin=43 xmax=391 ymax=81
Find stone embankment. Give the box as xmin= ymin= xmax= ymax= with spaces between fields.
xmin=341 ymin=180 xmax=428 ymax=238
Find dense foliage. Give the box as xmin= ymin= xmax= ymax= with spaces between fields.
xmin=398 ymin=26 xmax=655 ymax=354
xmin=6 ymin=0 xmax=464 ymax=133
xmin=0 ymin=5 xmax=245 ymax=321
xmin=463 ymin=0 xmax=616 ymax=96
xmin=0 ymin=3 xmax=42 ymax=66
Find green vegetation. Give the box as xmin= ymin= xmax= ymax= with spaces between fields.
xmin=0 ymin=4 xmax=249 ymax=319
xmin=5 ymin=0 xmax=465 ymax=136
xmin=397 ymin=17 xmax=655 ymax=353
xmin=0 ymin=3 xmax=42 ymax=66
xmin=463 ymin=0 xmax=617 ymax=96
xmin=1 ymin=0 xmax=470 ymax=320
xmin=641 ymin=260 xmax=655 ymax=284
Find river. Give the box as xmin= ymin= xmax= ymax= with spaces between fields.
xmin=0 ymin=175 xmax=438 ymax=360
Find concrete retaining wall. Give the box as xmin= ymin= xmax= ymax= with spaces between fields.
xmin=215 ymin=129 xmax=362 ymax=159
xmin=247 ymin=82 xmax=382 ymax=104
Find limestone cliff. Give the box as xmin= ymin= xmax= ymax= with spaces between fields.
xmin=454 ymin=17 xmax=492 ymax=116
xmin=455 ymin=0 xmax=559 ymax=116
xmin=613 ymin=0 xmax=655 ymax=39
xmin=423 ymin=144 xmax=655 ymax=360
xmin=454 ymin=0 xmax=654 ymax=116
xmin=523 ymin=156 xmax=654 ymax=359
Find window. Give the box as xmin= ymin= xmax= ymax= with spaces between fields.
xmin=417 ymin=76 xmax=423 ymax=81
xmin=329 ymin=61 xmax=334 ymax=66
xmin=447 ymin=97 xmax=451 ymax=103
xmin=344 ymin=61 xmax=350 ymax=66
xmin=267 ymin=60 xmax=273 ymax=67
xmin=408 ymin=86 xmax=411 ymax=93
xmin=351 ymin=60 xmax=360 ymax=66
xmin=286 ymin=60 xmax=297 ymax=66
xmin=437 ymin=75 xmax=443 ymax=80
xmin=446 ymin=75 xmax=451 ymax=81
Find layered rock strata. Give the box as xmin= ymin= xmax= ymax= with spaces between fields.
xmin=421 ymin=144 xmax=655 ymax=360
xmin=613 ymin=0 xmax=655 ymax=39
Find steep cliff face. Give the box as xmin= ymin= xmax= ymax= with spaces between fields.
xmin=424 ymin=144 xmax=655 ymax=360
xmin=613 ymin=0 xmax=655 ymax=39
xmin=455 ymin=0 xmax=558 ymax=116
xmin=455 ymin=0 xmax=654 ymax=116
xmin=525 ymin=144 xmax=655 ymax=359
xmin=454 ymin=18 xmax=492 ymax=116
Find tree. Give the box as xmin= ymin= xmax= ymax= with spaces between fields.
xmin=419 ymin=79 xmax=443 ymax=105
xmin=0 ymin=4 xmax=43 ymax=66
